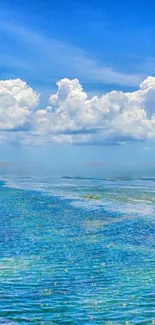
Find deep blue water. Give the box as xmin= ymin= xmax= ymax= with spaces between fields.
xmin=0 ymin=176 xmax=154 ymax=324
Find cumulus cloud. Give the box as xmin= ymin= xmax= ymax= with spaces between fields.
xmin=0 ymin=79 xmax=39 ymax=130
xmin=35 ymin=76 xmax=155 ymax=145
xmin=1 ymin=76 xmax=155 ymax=145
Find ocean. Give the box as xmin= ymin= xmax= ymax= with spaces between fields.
xmin=0 ymin=176 xmax=154 ymax=324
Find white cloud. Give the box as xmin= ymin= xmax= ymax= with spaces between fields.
xmin=34 ymin=76 xmax=155 ymax=145
xmin=1 ymin=76 xmax=155 ymax=146
xmin=0 ymin=79 xmax=39 ymax=130
xmin=0 ymin=20 xmax=143 ymax=87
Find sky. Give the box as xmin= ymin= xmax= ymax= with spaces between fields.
xmin=0 ymin=0 xmax=155 ymax=176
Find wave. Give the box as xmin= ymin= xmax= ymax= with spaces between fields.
xmin=0 ymin=175 xmax=155 ymax=218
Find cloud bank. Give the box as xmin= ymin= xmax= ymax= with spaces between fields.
xmin=1 ymin=76 xmax=155 ymax=145
xmin=0 ymin=79 xmax=39 ymax=130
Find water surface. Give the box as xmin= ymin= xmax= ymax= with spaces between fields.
xmin=0 ymin=176 xmax=154 ymax=324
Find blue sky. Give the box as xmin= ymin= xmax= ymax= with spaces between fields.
xmin=0 ymin=0 xmax=155 ymax=176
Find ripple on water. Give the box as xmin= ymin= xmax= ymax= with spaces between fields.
xmin=0 ymin=177 xmax=154 ymax=324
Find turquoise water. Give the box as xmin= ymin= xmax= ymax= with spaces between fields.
xmin=0 ymin=176 xmax=155 ymax=324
